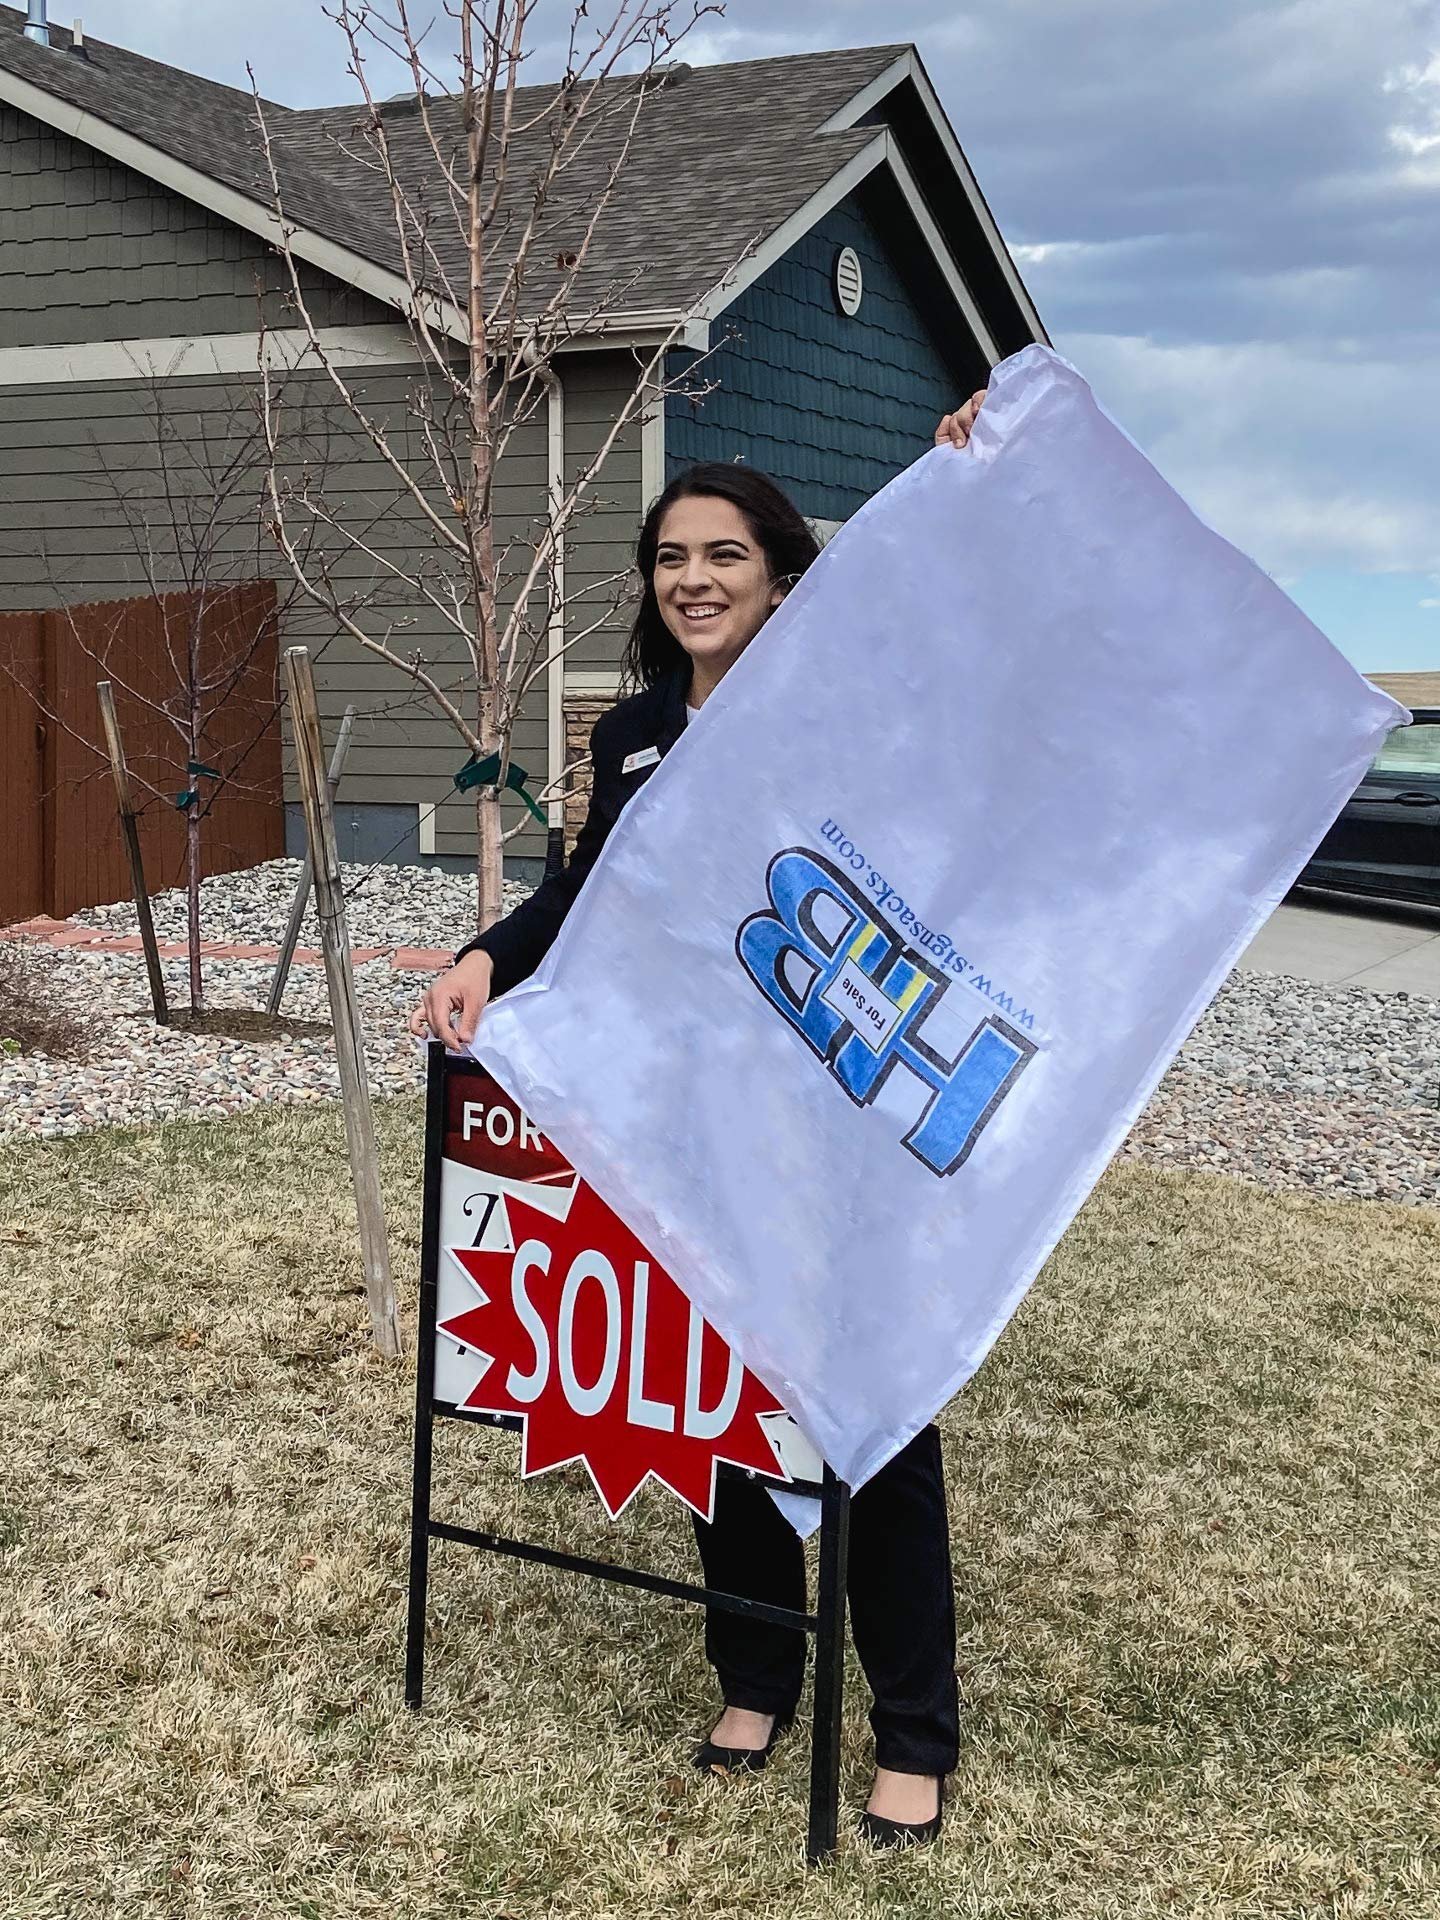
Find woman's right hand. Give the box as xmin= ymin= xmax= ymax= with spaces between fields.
xmin=935 ymin=389 xmax=987 ymax=449
xmin=408 ymin=949 xmax=495 ymax=1048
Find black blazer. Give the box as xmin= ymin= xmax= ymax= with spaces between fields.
xmin=456 ymin=668 xmax=690 ymax=995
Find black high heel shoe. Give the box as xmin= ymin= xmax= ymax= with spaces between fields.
xmin=858 ymin=1775 xmax=945 ymax=1850
xmin=691 ymin=1710 xmax=793 ymax=1776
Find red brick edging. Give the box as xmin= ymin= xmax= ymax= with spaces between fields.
xmin=0 ymin=917 xmax=451 ymax=974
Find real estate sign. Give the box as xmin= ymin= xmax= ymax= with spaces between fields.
xmin=432 ymin=1061 xmax=821 ymax=1520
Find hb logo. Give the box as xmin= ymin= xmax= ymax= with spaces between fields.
xmin=735 ymin=848 xmax=1035 ymax=1177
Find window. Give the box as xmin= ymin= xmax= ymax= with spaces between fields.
xmin=1372 ymin=722 xmax=1440 ymax=777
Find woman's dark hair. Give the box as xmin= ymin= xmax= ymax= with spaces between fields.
xmin=622 ymin=462 xmax=820 ymax=690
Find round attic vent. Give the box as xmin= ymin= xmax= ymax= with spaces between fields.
xmin=833 ymin=245 xmax=864 ymax=317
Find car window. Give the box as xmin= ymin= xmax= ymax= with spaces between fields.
xmin=1371 ymin=722 xmax=1440 ymax=778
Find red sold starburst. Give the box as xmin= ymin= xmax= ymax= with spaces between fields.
xmin=439 ymin=1179 xmax=788 ymax=1521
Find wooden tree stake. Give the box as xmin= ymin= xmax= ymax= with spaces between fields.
xmin=284 ymin=649 xmax=401 ymax=1358
xmin=96 ymin=679 xmax=169 ymax=1026
xmin=268 ymin=702 xmax=355 ymax=1015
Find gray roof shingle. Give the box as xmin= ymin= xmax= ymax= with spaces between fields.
xmin=0 ymin=12 xmax=907 ymax=325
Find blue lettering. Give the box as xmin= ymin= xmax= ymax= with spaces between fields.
xmin=738 ymin=847 xmax=1036 ymax=1177
xmin=905 ymin=1017 xmax=1034 ymax=1176
xmin=736 ymin=850 xmax=887 ymax=1061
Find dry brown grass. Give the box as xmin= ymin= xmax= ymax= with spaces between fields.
xmin=1 ymin=1099 xmax=1437 ymax=1919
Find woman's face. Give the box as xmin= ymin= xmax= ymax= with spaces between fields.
xmin=652 ymin=494 xmax=784 ymax=684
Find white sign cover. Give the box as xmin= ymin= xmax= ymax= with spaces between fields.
xmin=474 ymin=346 xmax=1405 ymax=1491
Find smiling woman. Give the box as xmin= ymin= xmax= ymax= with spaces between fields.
xmin=407 ymin=398 xmax=987 ymax=1848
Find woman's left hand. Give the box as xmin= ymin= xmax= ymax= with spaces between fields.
xmin=934 ymin=389 xmax=987 ymax=449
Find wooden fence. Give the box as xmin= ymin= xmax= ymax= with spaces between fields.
xmin=0 ymin=583 xmax=283 ymax=925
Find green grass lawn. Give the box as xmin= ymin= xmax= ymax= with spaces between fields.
xmin=1 ymin=1100 xmax=1438 ymax=1919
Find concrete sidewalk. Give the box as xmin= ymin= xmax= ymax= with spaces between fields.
xmin=1238 ymin=892 xmax=1440 ymax=996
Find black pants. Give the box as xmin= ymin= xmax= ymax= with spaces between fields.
xmin=691 ymin=1425 xmax=959 ymax=1776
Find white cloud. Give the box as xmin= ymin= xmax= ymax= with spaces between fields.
xmin=1384 ymin=49 xmax=1440 ymax=165
xmin=1010 ymin=240 xmax=1103 ymax=268
xmin=679 ymin=24 xmax=823 ymax=66
xmin=1066 ymin=332 xmax=1440 ymax=578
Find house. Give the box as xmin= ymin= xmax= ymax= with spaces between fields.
xmin=0 ymin=6 xmax=1046 ymax=888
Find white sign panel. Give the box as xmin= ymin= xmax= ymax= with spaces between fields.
xmin=475 ymin=346 xmax=1405 ymax=1490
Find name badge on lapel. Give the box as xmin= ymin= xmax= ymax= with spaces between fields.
xmin=622 ymin=746 xmax=662 ymax=775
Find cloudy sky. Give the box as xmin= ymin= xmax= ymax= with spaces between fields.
xmin=71 ymin=2 xmax=1440 ymax=670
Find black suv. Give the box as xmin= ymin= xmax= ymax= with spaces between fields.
xmin=1300 ymin=706 xmax=1440 ymax=909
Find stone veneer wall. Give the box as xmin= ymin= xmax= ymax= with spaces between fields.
xmin=563 ymin=692 xmax=611 ymax=848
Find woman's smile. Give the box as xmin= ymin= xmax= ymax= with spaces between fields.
xmin=668 ymin=592 xmax=741 ymax=657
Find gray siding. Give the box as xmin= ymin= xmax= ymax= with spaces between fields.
xmin=560 ymin=353 xmax=644 ymax=681
xmin=0 ymin=104 xmax=385 ymax=345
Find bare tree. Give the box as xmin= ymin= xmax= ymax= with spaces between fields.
xmin=0 ymin=373 xmax=333 ymax=1012
xmin=253 ymin=0 xmax=722 ymax=932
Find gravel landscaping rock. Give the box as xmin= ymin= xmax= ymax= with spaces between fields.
xmin=1174 ymin=970 xmax=1439 ymax=1110
xmin=69 ymin=856 xmax=534 ymax=954
xmin=0 ymin=949 xmax=426 ymax=1138
xmin=6 ymin=863 xmax=1439 ymax=1211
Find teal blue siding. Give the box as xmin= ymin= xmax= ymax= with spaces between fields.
xmin=666 ymin=195 xmax=967 ymax=522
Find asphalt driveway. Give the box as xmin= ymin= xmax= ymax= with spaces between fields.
xmin=1238 ymin=891 xmax=1440 ymax=996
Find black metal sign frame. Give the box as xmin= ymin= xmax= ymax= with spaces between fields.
xmin=404 ymin=1041 xmax=852 ymax=1865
